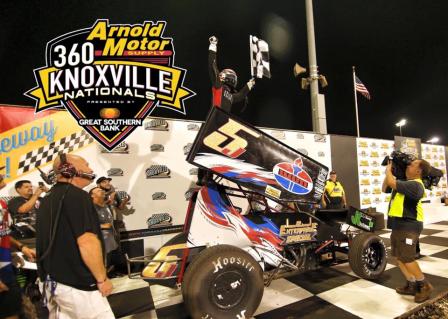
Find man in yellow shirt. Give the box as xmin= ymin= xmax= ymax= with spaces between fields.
xmin=322 ymin=171 xmax=347 ymax=209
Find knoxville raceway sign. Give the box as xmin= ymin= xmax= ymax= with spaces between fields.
xmin=26 ymin=19 xmax=195 ymax=150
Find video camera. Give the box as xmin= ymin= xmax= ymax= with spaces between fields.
xmin=381 ymin=151 xmax=443 ymax=189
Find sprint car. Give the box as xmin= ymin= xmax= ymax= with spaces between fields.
xmin=126 ymin=107 xmax=387 ymax=319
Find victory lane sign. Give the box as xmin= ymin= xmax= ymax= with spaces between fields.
xmin=26 ymin=20 xmax=195 ymax=150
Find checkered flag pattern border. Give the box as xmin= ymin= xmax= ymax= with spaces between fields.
xmin=250 ymin=35 xmax=271 ymax=79
xmin=17 ymin=130 xmax=94 ymax=174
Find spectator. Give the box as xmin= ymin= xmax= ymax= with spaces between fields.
xmin=89 ymin=187 xmax=120 ymax=276
xmin=8 ymin=180 xmax=47 ymax=227
xmin=36 ymin=154 xmax=114 ymax=318
xmin=96 ymin=177 xmax=130 ymax=211
xmin=322 ymin=171 xmax=347 ymax=209
xmin=0 ymin=172 xmax=36 ymax=319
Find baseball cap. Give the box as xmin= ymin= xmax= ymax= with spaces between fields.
xmin=96 ymin=176 xmax=112 ymax=184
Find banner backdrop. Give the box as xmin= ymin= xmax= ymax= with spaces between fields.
xmin=0 ymin=105 xmax=332 ymax=253
xmin=356 ymin=137 xmax=395 ymax=211
xmin=422 ymin=143 xmax=447 ymax=202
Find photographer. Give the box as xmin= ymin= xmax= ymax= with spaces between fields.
xmin=96 ymin=177 xmax=130 ymax=211
xmin=382 ymin=157 xmax=432 ymax=303
xmin=8 ymin=180 xmax=48 ymax=228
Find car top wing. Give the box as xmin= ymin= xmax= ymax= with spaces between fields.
xmin=187 ymin=107 xmax=329 ymax=203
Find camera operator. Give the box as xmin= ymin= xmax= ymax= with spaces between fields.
xmin=36 ymin=154 xmax=114 ymax=318
xmin=382 ymin=157 xmax=432 ymax=303
xmin=8 ymin=180 xmax=48 ymax=229
xmin=0 ymin=172 xmax=36 ymax=319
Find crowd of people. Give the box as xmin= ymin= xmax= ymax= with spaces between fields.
xmin=0 ymin=154 xmax=130 ymax=319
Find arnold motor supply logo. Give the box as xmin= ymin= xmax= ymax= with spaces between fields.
xmin=26 ymin=20 xmax=195 ymax=151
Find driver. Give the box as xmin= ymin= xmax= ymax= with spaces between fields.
xmin=208 ymin=36 xmax=256 ymax=113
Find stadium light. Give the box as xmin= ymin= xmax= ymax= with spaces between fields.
xmin=427 ymin=137 xmax=440 ymax=144
xmin=395 ymin=119 xmax=407 ymax=136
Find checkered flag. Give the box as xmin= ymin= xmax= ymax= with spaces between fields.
xmin=250 ymin=35 xmax=271 ymax=79
xmin=17 ymin=130 xmax=94 ymax=175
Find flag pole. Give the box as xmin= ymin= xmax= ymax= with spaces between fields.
xmin=352 ymin=66 xmax=360 ymax=137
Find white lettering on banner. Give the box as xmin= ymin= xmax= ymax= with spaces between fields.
xmin=0 ymin=120 xmax=56 ymax=154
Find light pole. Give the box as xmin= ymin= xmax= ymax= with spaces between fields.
xmin=395 ymin=119 xmax=407 ymax=136
xmin=305 ymin=0 xmax=327 ymax=134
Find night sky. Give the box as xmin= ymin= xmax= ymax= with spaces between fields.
xmin=1 ymin=1 xmax=447 ymax=143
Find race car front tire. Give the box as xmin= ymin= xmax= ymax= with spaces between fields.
xmin=182 ymin=244 xmax=264 ymax=319
xmin=349 ymin=232 xmax=387 ymax=280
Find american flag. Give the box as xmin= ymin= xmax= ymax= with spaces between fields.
xmin=355 ymin=76 xmax=371 ymax=100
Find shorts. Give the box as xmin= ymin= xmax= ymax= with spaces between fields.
xmin=390 ymin=229 xmax=420 ymax=263
xmin=0 ymin=280 xmax=22 ymax=319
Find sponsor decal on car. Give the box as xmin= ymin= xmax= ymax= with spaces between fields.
xmin=273 ymin=157 xmax=313 ymax=195
xmin=279 ymin=217 xmax=318 ymax=243
xmin=265 ymin=185 xmax=281 ymax=199
xmin=350 ymin=210 xmax=374 ymax=231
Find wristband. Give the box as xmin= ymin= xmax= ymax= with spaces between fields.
xmin=97 ymin=278 xmax=108 ymax=284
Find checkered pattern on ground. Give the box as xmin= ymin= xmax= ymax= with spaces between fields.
xmin=109 ymin=221 xmax=448 ymax=319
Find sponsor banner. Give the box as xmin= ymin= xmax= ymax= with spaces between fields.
xmin=187 ymin=107 xmax=329 ymax=203
xmin=422 ymin=143 xmax=447 ymax=201
xmin=357 ymin=137 xmax=394 ymax=210
xmin=0 ymin=107 xmax=90 ymax=181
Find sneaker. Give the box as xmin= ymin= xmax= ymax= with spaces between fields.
xmin=415 ymin=281 xmax=434 ymax=303
xmin=396 ymin=281 xmax=417 ymax=295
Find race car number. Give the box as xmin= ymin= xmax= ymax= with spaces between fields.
xmin=203 ymin=119 xmax=260 ymax=158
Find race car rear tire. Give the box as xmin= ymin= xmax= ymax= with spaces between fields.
xmin=349 ymin=232 xmax=387 ymax=280
xmin=182 ymin=245 xmax=264 ymax=319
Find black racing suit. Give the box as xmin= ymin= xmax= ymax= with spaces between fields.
xmin=208 ymin=49 xmax=249 ymax=113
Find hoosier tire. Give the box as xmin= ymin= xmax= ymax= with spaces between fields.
xmin=349 ymin=232 xmax=387 ymax=280
xmin=182 ymin=245 xmax=264 ymax=319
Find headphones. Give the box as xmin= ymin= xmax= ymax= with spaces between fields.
xmin=57 ymin=153 xmax=96 ymax=180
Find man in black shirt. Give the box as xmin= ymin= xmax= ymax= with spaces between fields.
xmin=8 ymin=180 xmax=46 ymax=227
xmin=36 ymin=154 xmax=114 ymax=318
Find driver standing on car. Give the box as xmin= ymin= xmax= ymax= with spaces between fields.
xmin=382 ymin=158 xmax=433 ymax=303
